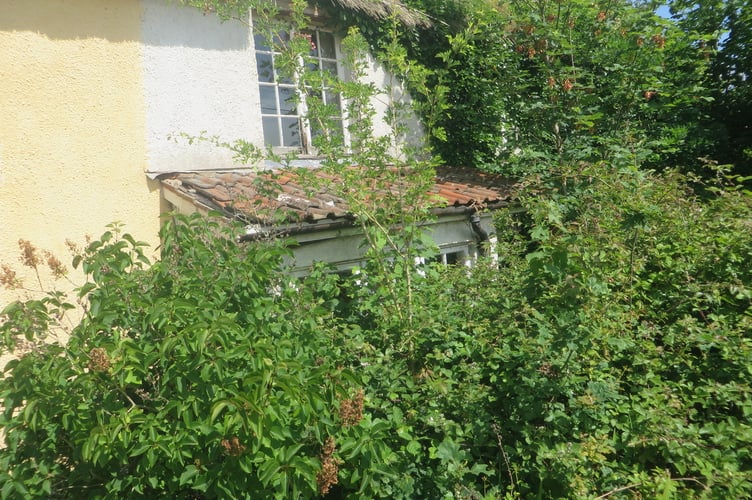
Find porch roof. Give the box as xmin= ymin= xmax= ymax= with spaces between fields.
xmin=160 ymin=165 xmax=516 ymax=235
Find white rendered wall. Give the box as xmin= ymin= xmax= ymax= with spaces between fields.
xmin=141 ymin=0 xmax=423 ymax=174
xmin=359 ymin=54 xmax=424 ymax=160
xmin=142 ymin=0 xmax=262 ymax=173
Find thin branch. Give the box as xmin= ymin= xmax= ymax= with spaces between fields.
xmin=595 ymin=476 xmax=709 ymax=499
xmin=492 ymin=423 xmax=516 ymax=491
xmin=594 ymin=483 xmax=642 ymax=499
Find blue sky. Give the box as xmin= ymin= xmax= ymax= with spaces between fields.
xmin=656 ymin=4 xmax=673 ymax=19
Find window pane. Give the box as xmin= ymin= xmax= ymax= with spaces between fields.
xmin=333 ymin=118 xmax=344 ymax=135
xmin=263 ymin=116 xmax=281 ymax=146
xmin=322 ymin=61 xmax=338 ymax=78
xmin=304 ymin=30 xmax=318 ymax=57
xmin=276 ymin=65 xmax=294 ymax=85
xmin=313 ymin=120 xmax=344 ymax=147
xmin=319 ymin=32 xmax=336 ymax=59
xmin=325 ymin=91 xmax=340 ymax=110
xmin=256 ymin=53 xmax=274 ymax=83
xmin=253 ymin=33 xmax=270 ymax=52
xmin=305 ymin=87 xmax=323 ymax=106
xmin=278 ymin=86 xmax=297 ymax=115
xmin=274 ymin=30 xmax=290 ymax=47
xmin=281 ymin=117 xmax=301 ymax=147
xmin=259 ymin=85 xmax=278 ymax=115
xmin=445 ymin=252 xmax=460 ymax=265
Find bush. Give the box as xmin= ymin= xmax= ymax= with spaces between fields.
xmin=481 ymin=165 xmax=752 ymax=497
xmin=2 ymin=168 xmax=751 ymax=498
xmin=0 ymin=215 xmax=373 ymax=498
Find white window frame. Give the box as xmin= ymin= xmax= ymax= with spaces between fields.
xmin=254 ymin=28 xmax=348 ymax=156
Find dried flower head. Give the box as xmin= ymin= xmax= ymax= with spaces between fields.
xmin=44 ymin=251 xmax=67 ymax=279
xmin=538 ymin=361 xmax=557 ymax=378
xmin=339 ymin=388 xmax=364 ymax=427
xmin=221 ymin=437 xmax=246 ymax=457
xmin=65 ymin=239 xmax=83 ymax=256
xmin=317 ymin=436 xmax=342 ymax=496
xmin=0 ymin=264 xmax=21 ymax=289
xmin=88 ymin=347 xmax=111 ymax=373
xmin=651 ymin=34 xmax=666 ymax=49
xmin=18 ymin=239 xmax=41 ymax=269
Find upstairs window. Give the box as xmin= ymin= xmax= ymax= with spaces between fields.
xmin=255 ymin=29 xmax=344 ymax=155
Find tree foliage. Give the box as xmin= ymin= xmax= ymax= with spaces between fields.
xmin=429 ymin=0 xmax=715 ymax=174
xmin=3 ymin=168 xmax=751 ymax=498
xmin=2 ymin=0 xmax=752 ymax=498
xmin=668 ymin=0 xmax=752 ymax=174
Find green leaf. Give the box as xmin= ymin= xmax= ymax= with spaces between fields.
xmin=124 ymin=370 xmax=142 ymax=385
xmin=179 ymin=465 xmax=200 ymax=486
xmin=436 ymin=439 xmax=462 ymax=463
xmin=210 ymin=400 xmax=234 ymax=423
xmin=258 ymin=458 xmax=280 ymax=486
xmin=130 ymin=442 xmax=151 ymax=457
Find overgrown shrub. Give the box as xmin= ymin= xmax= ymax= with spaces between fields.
xmin=480 ymin=165 xmax=752 ymax=497
xmin=0 ymin=216 xmax=376 ymax=498
xmin=3 ymin=0 xmax=752 ymax=495
xmin=2 ymin=167 xmax=752 ymax=498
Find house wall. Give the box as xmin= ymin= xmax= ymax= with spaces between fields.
xmin=141 ymin=0 xmax=263 ymax=173
xmin=281 ymin=213 xmax=495 ymax=276
xmin=0 ymin=0 xmax=424 ymax=308
xmin=141 ymin=0 xmax=422 ymax=174
xmin=0 ymin=0 xmax=162 ymax=307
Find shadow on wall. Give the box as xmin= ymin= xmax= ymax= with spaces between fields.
xmin=141 ymin=0 xmax=251 ymax=51
xmin=1 ymin=0 xmax=142 ymax=43
xmin=1 ymin=0 xmax=250 ymax=51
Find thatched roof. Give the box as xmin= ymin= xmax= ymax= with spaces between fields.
xmin=322 ymin=0 xmax=431 ymax=28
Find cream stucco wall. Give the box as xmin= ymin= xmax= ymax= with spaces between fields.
xmin=0 ymin=0 xmax=162 ymax=308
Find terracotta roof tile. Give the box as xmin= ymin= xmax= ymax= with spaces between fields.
xmin=161 ymin=166 xmax=515 ymax=232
